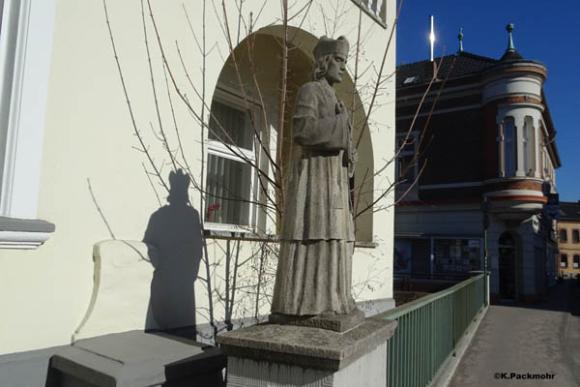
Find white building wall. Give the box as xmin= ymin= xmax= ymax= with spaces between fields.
xmin=0 ymin=0 xmax=396 ymax=354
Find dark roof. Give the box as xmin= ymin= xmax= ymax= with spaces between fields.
xmin=500 ymin=48 xmax=523 ymax=61
xmin=558 ymin=202 xmax=580 ymax=221
xmin=397 ymin=52 xmax=497 ymax=88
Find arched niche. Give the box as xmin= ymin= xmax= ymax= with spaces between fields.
xmin=208 ymin=25 xmax=374 ymax=242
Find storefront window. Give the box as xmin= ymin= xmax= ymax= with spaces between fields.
xmin=394 ymin=239 xmax=412 ymax=274
xmin=434 ymin=238 xmax=482 ymax=273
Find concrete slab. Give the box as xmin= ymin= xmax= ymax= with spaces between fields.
xmin=48 ymin=331 xmax=225 ymax=387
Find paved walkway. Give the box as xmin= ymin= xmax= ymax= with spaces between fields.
xmin=450 ymin=280 xmax=580 ymax=387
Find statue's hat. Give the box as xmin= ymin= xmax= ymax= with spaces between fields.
xmin=313 ymin=36 xmax=349 ymax=59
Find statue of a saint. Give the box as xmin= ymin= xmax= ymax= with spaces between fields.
xmin=271 ymin=36 xmax=358 ymax=320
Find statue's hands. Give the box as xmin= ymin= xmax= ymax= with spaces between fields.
xmin=335 ymin=101 xmax=346 ymax=115
xmin=348 ymin=147 xmax=358 ymax=178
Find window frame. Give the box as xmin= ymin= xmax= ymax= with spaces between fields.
xmin=559 ymin=229 xmax=568 ymax=243
xmin=0 ymin=0 xmax=56 ymax=249
xmin=572 ymin=229 xmax=580 ymax=244
xmin=432 ymin=237 xmax=483 ymax=274
xmin=560 ymin=254 xmax=568 ymax=268
xmin=522 ymin=116 xmax=536 ymax=177
xmin=499 ymin=116 xmax=517 ymax=177
xmin=350 ymin=0 xmax=387 ymax=28
xmin=203 ymin=86 xmax=262 ymax=233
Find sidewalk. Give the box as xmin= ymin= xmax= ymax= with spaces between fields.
xmin=449 ymin=280 xmax=580 ymax=387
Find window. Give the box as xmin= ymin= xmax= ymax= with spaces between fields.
xmin=540 ymin=147 xmax=546 ymax=178
xmin=559 ymin=229 xmax=568 ymax=243
xmin=573 ymin=230 xmax=579 ymax=244
xmin=501 ymin=117 xmax=517 ymax=177
xmin=522 ymin=116 xmax=535 ymax=176
xmin=560 ymin=254 xmax=568 ymax=268
xmin=574 ymin=255 xmax=580 ymax=269
xmin=0 ymin=0 xmax=56 ymax=248
xmin=396 ymin=132 xmax=417 ymax=184
xmin=204 ymin=89 xmax=259 ymax=228
xmin=351 ymin=0 xmax=387 ymax=27
xmin=433 ymin=238 xmax=482 ymax=273
xmin=402 ymin=76 xmax=418 ymax=85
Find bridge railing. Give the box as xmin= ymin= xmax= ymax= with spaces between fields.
xmin=377 ymin=273 xmax=487 ymax=387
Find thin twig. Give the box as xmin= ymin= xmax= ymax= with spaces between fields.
xmin=87 ymin=178 xmax=116 ymax=239
xmin=102 ymin=0 xmax=169 ymax=193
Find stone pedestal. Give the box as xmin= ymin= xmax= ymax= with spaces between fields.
xmin=217 ymin=318 xmax=397 ymax=387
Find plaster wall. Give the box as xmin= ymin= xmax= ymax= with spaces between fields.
xmin=519 ymin=217 xmax=538 ymax=295
xmin=0 ymin=0 xmax=396 ymax=355
xmin=483 ymin=75 xmax=543 ymax=104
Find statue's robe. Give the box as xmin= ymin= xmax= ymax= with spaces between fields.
xmin=271 ymin=78 xmax=356 ymax=316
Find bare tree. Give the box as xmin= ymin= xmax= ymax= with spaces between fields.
xmin=102 ymin=0 xmax=450 ymax=342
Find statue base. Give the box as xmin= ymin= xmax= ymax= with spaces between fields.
xmin=268 ymin=307 xmax=365 ymax=332
xmin=217 ymin=318 xmax=397 ymax=387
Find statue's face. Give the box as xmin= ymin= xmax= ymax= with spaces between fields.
xmin=325 ymin=53 xmax=347 ymax=85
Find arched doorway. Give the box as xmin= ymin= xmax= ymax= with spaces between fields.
xmin=498 ymin=232 xmax=517 ymax=299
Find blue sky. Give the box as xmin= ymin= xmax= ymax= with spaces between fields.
xmin=396 ymin=0 xmax=580 ymax=202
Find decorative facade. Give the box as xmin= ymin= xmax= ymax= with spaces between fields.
xmin=394 ymin=25 xmax=561 ymax=303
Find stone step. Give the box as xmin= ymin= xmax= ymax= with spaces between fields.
xmin=46 ymin=331 xmax=225 ymax=387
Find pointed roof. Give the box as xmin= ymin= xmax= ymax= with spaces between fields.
xmin=500 ymin=23 xmax=523 ymax=61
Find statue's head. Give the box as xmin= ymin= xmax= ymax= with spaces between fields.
xmin=313 ymin=36 xmax=349 ymax=84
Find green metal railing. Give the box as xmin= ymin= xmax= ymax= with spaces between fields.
xmin=378 ymin=273 xmax=487 ymax=387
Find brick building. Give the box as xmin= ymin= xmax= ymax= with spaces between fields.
xmin=394 ymin=25 xmax=561 ymax=302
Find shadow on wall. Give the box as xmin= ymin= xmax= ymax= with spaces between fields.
xmin=143 ymin=169 xmax=202 ymax=338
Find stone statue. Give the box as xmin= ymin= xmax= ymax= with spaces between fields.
xmin=271 ymin=36 xmax=361 ymax=328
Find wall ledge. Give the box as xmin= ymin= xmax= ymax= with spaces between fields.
xmin=0 ymin=217 xmax=55 ymax=249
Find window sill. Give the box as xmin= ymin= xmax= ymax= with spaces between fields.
xmin=203 ymin=229 xmax=377 ymax=248
xmin=203 ymin=222 xmax=255 ymax=235
xmin=0 ymin=217 xmax=55 ymax=249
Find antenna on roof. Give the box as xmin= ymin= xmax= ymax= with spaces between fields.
xmin=429 ymin=15 xmax=438 ymax=78
xmin=429 ymin=15 xmax=436 ymax=62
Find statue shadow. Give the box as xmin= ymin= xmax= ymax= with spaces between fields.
xmin=143 ymin=170 xmax=202 ymax=339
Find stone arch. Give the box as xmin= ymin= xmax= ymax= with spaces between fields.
xmin=208 ymin=26 xmax=374 ymax=241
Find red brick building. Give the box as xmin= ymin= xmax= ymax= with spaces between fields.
xmin=394 ymin=25 xmax=561 ymax=303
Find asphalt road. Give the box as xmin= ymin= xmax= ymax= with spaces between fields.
xmin=450 ymin=280 xmax=580 ymax=387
